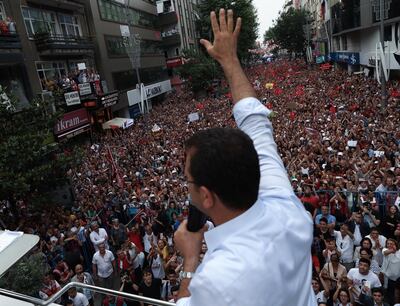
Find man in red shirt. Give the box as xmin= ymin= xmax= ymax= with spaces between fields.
xmin=301 ymin=185 xmax=320 ymax=210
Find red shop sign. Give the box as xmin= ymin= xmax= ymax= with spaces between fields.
xmin=54 ymin=108 xmax=89 ymax=135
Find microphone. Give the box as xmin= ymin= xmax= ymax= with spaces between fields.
xmin=187 ymin=204 xmax=207 ymax=232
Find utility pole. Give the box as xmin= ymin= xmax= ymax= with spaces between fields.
xmin=123 ymin=0 xmax=146 ymax=114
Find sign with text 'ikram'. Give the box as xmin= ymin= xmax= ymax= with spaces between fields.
xmin=64 ymin=91 xmax=81 ymax=106
xmin=54 ymin=108 xmax=89 ymax=135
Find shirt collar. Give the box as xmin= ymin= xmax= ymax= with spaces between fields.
xmin=204 ymin=199 xmax=263 ymax=253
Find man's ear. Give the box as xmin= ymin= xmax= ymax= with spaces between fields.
xmin=199 ymin=186 xmax=216 ymax=210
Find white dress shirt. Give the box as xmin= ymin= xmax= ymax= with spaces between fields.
xmin=333 ymin=231 xmax=354 ymax=263
xmin=177 ymin=97 xmax=316 ymax=306
xmin=89 ymin=228 xmax=109 ymax=252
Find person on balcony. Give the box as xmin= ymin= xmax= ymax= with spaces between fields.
xmin=173 ymin=9 xmax=315 ymax=306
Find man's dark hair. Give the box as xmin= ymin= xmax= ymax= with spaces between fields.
xmin=142 ymin=267 xmax=153 ymax=276
xmin=185 ymin=128 xmax=260 ymax=210
xmin=359 ymin=257 xmax=371 ymax=267
xmin=319 ymin=217 xmax=328 ymax=224
xmin=372 ymin=287 xmax=384 ymax=295
xmin=360 ymin=247 xmax=373 ymax=258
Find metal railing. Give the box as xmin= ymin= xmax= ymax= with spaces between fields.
xmin=34 ymin=33 xmax=95 ymax=51
xmin=296 ymin=189 xmax=400 ymax=216
xmin=0 ymin=282 xmax=176 ymax=306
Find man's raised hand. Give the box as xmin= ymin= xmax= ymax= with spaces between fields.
xmin=200 ymin=9 xmax=242 ymax=66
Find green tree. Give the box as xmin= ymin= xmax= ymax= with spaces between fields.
xmin=0 ymin=86 xmax=78 ymax=226
xmin=264 ymin=7 xmax=309 ymax=55
xmin=0 ymin=252 xmax=49 ymax=296
xmin=177 ymin=49 xmax=221 ymax=94
xmin=198 ymin=0 xmax=259 ymax=61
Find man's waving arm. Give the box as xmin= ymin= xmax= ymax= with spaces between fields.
xmin=201 ymin=9 xmax=291 ymax=197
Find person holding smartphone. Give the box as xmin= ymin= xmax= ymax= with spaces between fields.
xmin=173 ymin=8 xmax=315 ymax=306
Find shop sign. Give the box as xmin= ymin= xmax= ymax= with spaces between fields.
xmin=64 ymin=91 xmax=81 ymax=106
xmin=100 ymin=91 xmax=119 ymax=108
xmin=316 ymin=56 xmax=325 ymax=64
xmin=59 ymin=124 xmax=91 ymax=140
xmin=166 ymin=57 xmax=183 ymax=68
xmin=330 ymin=52 xmax=360 ymax=65
xmin=127 ymin=80 xmax=171 ymax=106
xmin=78 ymin=83 xmax=92 ymax=96
xmin=54 ymin=108 xmax=89 ymax=135
xmin=146 ymin=85 xmax=162 ymax=98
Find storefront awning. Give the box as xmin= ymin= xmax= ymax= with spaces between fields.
xmin=102 ymin=117 xmax=134 ymax=130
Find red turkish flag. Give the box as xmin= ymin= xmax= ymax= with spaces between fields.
xmin=289 ymin=111 xmax=296 ymax=121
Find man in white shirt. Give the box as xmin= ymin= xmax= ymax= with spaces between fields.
xmin=143 ymin=224 xmax=157 ymax=254
xmin=347 ymin=258 xmax=381 ymax=303
xmin=334 ymin=223 xmax=355 ymax=271
xmin=89 ymin=221 xmax=109 ymax=252
xmin=173 ymin=9 xmax=315 ymax=306
xmin=68 ymin=287 xmax=89 ymax=306
xmin=92 ymin=243 xmax=115 ymax=290
xmin=366 ymin=228 xmax=387 ymax=266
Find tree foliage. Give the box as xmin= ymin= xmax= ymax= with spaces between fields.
xmin=197 ymin=0 xmax=259 ymax=61
xmin=0 ymin=252 xmax=49 ymax=296
xmin=177 ymin=49 xmax=221 ymax=94
xmin=0 ymin=86 xmax=79 ymax=225
xmin=264 ymin=7 xmax=309 ymax=55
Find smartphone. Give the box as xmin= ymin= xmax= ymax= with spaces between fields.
xmin=187 ymin=204 xmax=207 ymax=232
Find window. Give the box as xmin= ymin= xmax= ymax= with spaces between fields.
xmin=97 ymin=0 xmax=157 ymax=29
xmin=384 ymin=25 xmax=392 ymax=41
xmin=342 ymin=35 xmax=347 ymax=50
xmin=105 ymin=35 xmax=162 ymax=57
xmin=59 ymin=14 xmax=81 ymax=37
xmin=36 ymin=62 xmax=66 ymax=90
xmin=0 ymin=1 xmax=6 ymax=21
xmin=22 ymin=7 xmax=57 ymax=36
xmin=112 ymin=66 xmax=168 ymax=91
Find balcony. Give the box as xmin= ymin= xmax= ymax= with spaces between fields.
xmin=34 ymin=33 xmax=95 ymax=56
xmin=0 ymin=33 xmax=22 ymax=49
xmin=158 ymin=11 xmax=178 ymax=27
xmin=27 ymin=0 xmax=84 ymax=12
xmin=161 ymin=28 xmax=181 ymax=47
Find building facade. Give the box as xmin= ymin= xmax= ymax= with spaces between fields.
xmin=84 ymin=0 xmax=171 ymax=118
xmin=302 ymin=0 xmax=400 ymax=76
xmin=0 ymin=0 xmax=173 ymax=130
xmin=0 ymin=0 xmax=95 ymax=107
xmin=156 ymin=0 xmax=198 ymax=70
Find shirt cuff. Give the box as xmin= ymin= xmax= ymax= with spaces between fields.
xmin=232 ymin=97 xmax=272 ymax=127
xmin=176 ymin=297 xmax=190 ymax=306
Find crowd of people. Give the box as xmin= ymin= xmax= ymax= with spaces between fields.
xmin=41 ymin=67 xmax=102 ymax=93
xmin=5 ymin=58 xmax=400 ymax=306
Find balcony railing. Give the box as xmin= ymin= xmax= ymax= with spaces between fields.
xmin=161 ymin=33 xmax=181 ymax=47
xmin=34 ymin=33 xmax=95 ymax=55
xmin=0 ymin=282 xmax=176 ymax=306
xmin=158 ymin=11 xmax=178 ymax=26
xmin=0 ymin=32 xmax=22 ymax=49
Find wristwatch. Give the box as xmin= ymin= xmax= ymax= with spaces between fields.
xmin=179 ymin=271 xmax=195 ymax=280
